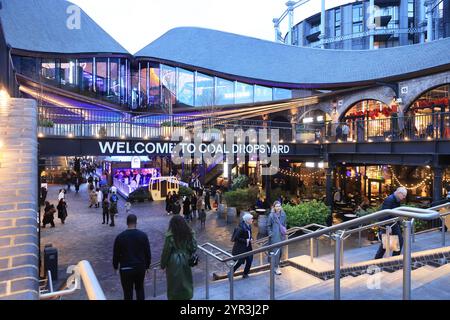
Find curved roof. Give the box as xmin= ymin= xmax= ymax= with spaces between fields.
xmin=0 ymin=0 xmax=128 ymax=54
xmin=135 ymin=27 xmax=450 ymax=87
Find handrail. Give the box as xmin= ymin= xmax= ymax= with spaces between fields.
xmin=198 ymin=207 xmax=439 ymax=263
xmin=39 ymin=260 xmax=106 ymax=300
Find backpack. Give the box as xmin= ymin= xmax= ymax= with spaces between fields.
xmin=231 ymin=226 xmax=240 ymax=242
xmin=110 ymin=194 xmax=118 ymax=203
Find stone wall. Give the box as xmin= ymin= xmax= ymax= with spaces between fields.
xmin=0 ymin=98 xmax=39 ymax=300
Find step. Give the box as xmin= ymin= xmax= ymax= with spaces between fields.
xmin=191 ymin=266 xmax=323 ymax=300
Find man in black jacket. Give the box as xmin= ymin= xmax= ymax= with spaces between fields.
xmin=374 ymin=187 xmax=407 ymax=259
xmin=230 ymin=213 xmax=254 ymax=278
xmin=113 ymin=214 xmax=151 ymax=300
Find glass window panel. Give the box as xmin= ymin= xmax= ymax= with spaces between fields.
xmin=119 ymin=59 xmax=128 ymax=104
xmin=161 ymin=64 xmax=176 ymax=107
xmin=139 ymin=63 xmax=148 ymax=108
xmin=215 ymin=77 xmax=234 ymax=105
xmin=78 ymin=58 xmax=94 ymax=92
xmin=254 ymin=85 xmax=273 ymax=102
xmin=14 ymin=56 xmax=38 ymax=80
xmin=41 ymin=59 xmax=56 ymax=83
xmin=109 ymin=58 xmax=120 ymax=103
xmin=273 ymin=88 xmax=292 ymax=100
xmin=131 ymin=65 xmax=140 ymax=109
xmin=59 ymin=59 xmax=77 ymax=88
xmin=353 ymin=4 xmax=362 ymax=22
xmin=177 ymin=68 xmax=194 ymax=106
xmin=96 ymin=58 xmax=108 ymax=96
xmin=195 ymin=72 xmax=214 ymax=107
xmin=235 ymin=82 xmax=253 ymax=104
xmin=149 ymin=66 xmax=160 ymax=108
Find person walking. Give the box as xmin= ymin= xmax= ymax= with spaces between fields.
xmin=102 ymin=198 xmax=110 ymax=225
xmin=204 ymin=188 xmax=211 ymax=211
xmin=230 ymin=213 xmax=254 ymax=278
xmin=96 ymin=188 xmax=103 ymax=208
xmin=40 ymin=186 xmax=48 ymax=206
xmin=42 ymin=201 xmax=56 ymax=228
xmin=109 ymin=191 xmax=119 ymax=227
xmin=74 ymin=175 xmax=81 ymax=193
xmin=89 ymin=188 xmax=97 ymax=208
xmin=374 ymin=187 xmax=407 ymax=259
xmin=166 ymin=191 xmax=172 ymax=215
xmin=342 ymin=122 xmax=350 ymax=141
xmin=197 ymin=194 xmax=206 ymax=228
xmin=113 ymin=214 xmax=151 ymax=300
xmin=182 ymin=195 xmax=191 ymax=222
xmin=190 ymin=193 xmax=197 ymax=219
xmin=160 ymin=215 xmax=197 ymax=300
xmin=56 ymin=198 xmax=68 ymax=224
xmin=58 ymin=189 xmax=65 ymax=201
xmin=267 ymin=201 xmax=287 ymax=275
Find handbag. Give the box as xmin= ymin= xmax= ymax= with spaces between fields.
xmin=381 ymin=234 xmax=400 ymax=252
xmin=188 ymin=253 xmax=199 ymax=267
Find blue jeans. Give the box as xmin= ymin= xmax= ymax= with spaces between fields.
xmin=374 ymin=222 xmax=403 ymax=259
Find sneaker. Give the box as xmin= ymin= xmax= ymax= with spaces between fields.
xmin=275 ymin=268 xmax=282 ymax=275
xmin=242 ymin=274 xmax=249 ymax=279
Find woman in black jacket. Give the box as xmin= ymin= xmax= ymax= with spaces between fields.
xmin=57 ymin=198 xmax=68 ymax=224
xmin=230 ymin=213 xmax=254 ymax=278
xmin=42 ymin=201 xmax=56 ymax=228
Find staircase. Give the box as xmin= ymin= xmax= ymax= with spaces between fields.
xmin=191 ymin=230 xmax=450 ymax=300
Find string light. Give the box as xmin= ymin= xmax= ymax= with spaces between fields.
xmin=278 ymin=168 xmax=324 ymax=179
xmin=388 ymin=166 xmax=432 ymax=190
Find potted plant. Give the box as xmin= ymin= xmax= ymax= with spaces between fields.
xmin=223 ymin=187 xmax=259 ymax=223
xmin=161 ymin=121 xmax=185 ymax=138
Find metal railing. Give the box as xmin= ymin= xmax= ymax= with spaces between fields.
xmin=38 ymin=105 xmax=294 ymax=140
xmin=39 ymin=260 xmax=106 ymax=300
xmin=198 ymin=205 xmax=443 ymax=300
xmin=323 ymin=112 xmax=450 ymax=143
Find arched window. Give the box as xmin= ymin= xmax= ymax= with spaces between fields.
xmin=409 ymin=85 xmax=450 ymax=139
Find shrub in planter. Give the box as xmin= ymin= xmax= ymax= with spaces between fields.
xmin=161 ymin=121 xmax=184 ymax=127
xmin=39 ymin=119 xmax=54 ymax=128
xmin=179 ymin=185 xmax=194 ymax=197
xmin=283 ymin=200 xmax=330 ymax=228
xmin=231 ymin=175 xmax=249 ymax=190
xmin=223 ymin=187 xmax=258 ymax=213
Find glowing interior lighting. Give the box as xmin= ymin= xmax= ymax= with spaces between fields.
xmin=68 ymin=133 xmax=74 ymax=138
xmin=303 ymin=117 xmax=314 ymax=124
xmin=38 ymin=133 xmax=44 ymax=138
xmin=318 ymin=162 xmax=324 ymax=168
xmin=316 ymin=116 xmax=324 ymax=122
xmin=305 ymin=162 xmax=315 ymax=168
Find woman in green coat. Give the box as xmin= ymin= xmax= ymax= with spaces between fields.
xmin=161 ymin=215 xmax=198 ymax=300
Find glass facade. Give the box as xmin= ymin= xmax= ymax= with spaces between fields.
xmin=13 ymin=55 xmax=292 ymax=110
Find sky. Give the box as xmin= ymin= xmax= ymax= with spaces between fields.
xmin=69 ymin=0 xmax=358 ymax=54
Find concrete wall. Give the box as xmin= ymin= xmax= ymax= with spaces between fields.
xmin=0 ymin=98 xmax=39 ymax=300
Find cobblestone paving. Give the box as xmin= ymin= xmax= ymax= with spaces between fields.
xmin=40 ymin=183 xmax=364 ymax=300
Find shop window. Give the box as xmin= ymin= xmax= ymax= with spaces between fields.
xmin=149 ymin=65 xmax=160 ymax=108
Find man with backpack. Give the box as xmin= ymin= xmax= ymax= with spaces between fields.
xmin=109 ymin=191 xmax=119 ymax=227
xmin=229 ymin=213 xmax=254 ymax=279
